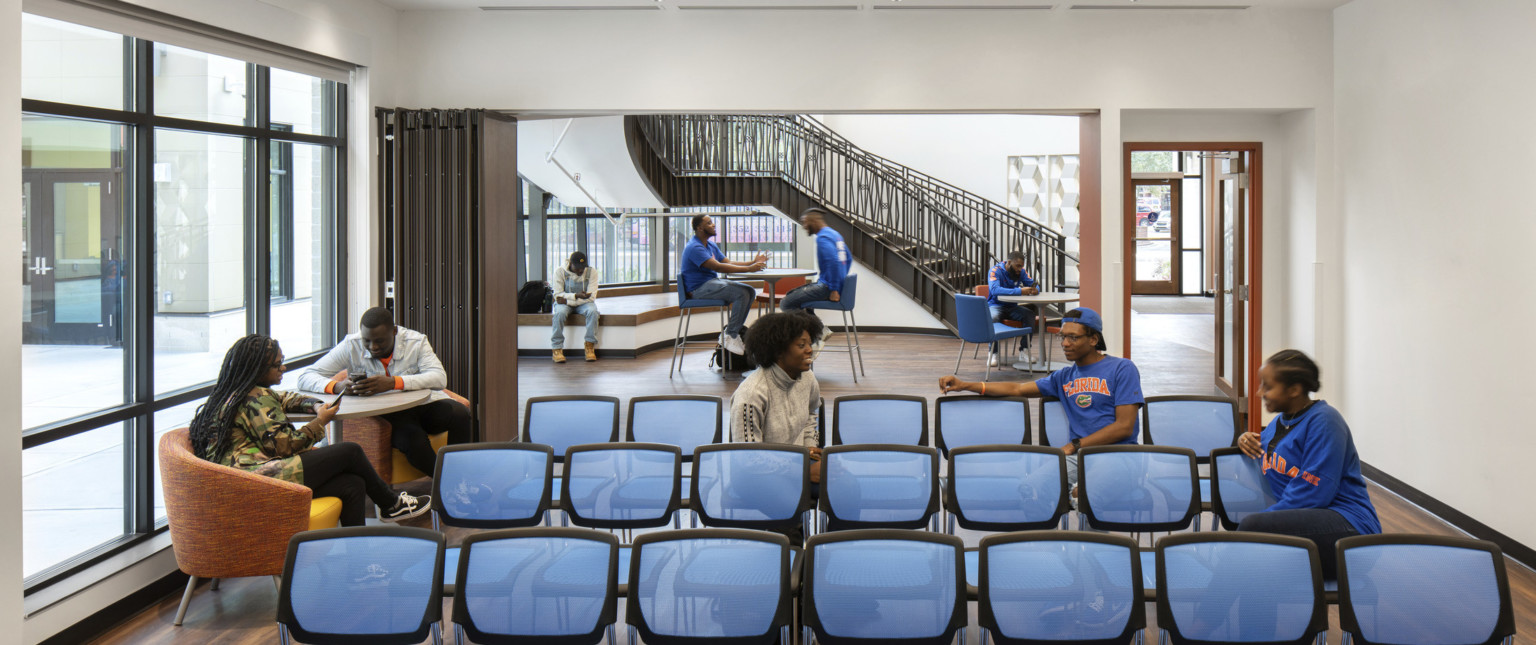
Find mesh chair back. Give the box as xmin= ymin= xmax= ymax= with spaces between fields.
xmin=562 ymin=443 xmax=682 ymax=529
xmin=820 ymin=444 xmax=939 ymax=531
xmin=946 ymin=445 xmax=1070 ymax=532
xmin=1143 ymin=396 xmax=1240 ymax=461
xmin=978 ymin=531 xmax=1145 ymax=645
xmin=432 ymin=443 xmax=553 ymax=529
xmin=1337 ymin=535 xmax=1515 ymax=645
xmin=628 ymin=529 xmax=792 ymax=645
xmin=277 ymin=526 xmax=445 ymax=645
xmin=1156 ymin=533 xmax=1327 ymax=645
xmin=1039 ymin=398 xmax=1069 ymax=448
xmin=691 ymin=444 xmax=812 ymax=531
xmin=832 ymin=395 xmax=928 ymax=446
xmin=935 ymin=396 xmax=1031 ymax=456
xmin=452 ymin=528 xmax=619 ymax=645
xmin=803 ymin=530 xmax=966 ymax=645
xmin=524 ymin=396 xmax=620 ymax=462
xmin=628 ymin=395 xmax=723 ymax=460
xmin=1078 ymin=445 xmax=1199 ymax=532
xmin=954 ymin=293 xmax=997 ymax=344
xmin=1209 ymin=447 xmax=1278 ymax=530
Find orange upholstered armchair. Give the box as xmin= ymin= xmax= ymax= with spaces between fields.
xmin=329 ymin=370 xmax=471 ymax=484
xmin=158 ymin=429 xmax=341 ymax=626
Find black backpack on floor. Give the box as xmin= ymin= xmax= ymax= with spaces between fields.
xmin=711 ymin=345 xmax=752 ymax=372
xmin=518 ymin=280 xmax=553 ymax=314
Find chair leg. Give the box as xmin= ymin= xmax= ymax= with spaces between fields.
xmin=954 ymin=341 xmax=966 ymax=375
xmin=841 ymin=311 xmax=858 ymax=383
xmin=430 ymin=622 xmax=443 ymax=645
xmin=456 ymin=624 xmax=468 ymax=645
xmin=670 ymin=310 xmax=686 ymax=377
xmin=848 ymin=311 xmax=865 ymax=376
xmin=984 ymin=350 xmax=993 ymax=382
xmin=279 ymin=624 xmax=293 ymax=645
xmin=209 ymin=578 xmax=220 ymax=592
xmin=173 ymin=575 xmax=198 ymax=626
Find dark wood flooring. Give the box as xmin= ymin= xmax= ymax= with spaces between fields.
xmin=88 ymin=332 xmax=1534 ymax=644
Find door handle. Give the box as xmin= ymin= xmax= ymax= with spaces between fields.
xmin=29 ymin=256 xmax=53 ymax=276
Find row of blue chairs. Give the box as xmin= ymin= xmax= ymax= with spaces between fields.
xmin=276 ymin=526 xmax=1515 ymax=645
xmin=526 ymin=393 xmax=1240 ymax=458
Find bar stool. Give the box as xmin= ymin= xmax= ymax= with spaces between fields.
xmin=670 ymin=274 xmax=728 ymax=377
xmin=801 ymin=273 xmax=864 ymax=382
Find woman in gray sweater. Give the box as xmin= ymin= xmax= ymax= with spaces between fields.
xmin=730 ymin=311 xmax=825 ymax=480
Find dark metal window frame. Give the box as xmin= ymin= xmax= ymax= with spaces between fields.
xmin=19 ymin=21 xmax=349 ymax=595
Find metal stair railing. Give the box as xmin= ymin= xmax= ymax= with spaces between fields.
xmin=635 ymin=114 xmax=1072 ymax=301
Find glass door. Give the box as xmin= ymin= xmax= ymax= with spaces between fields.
xmin=22 ymin=171 xmax=124 ymax=345
xmin=1131 ymin=178 xmax=1181 ymax=295
xmin=1214 ymin=152 xmax=1249 ymax=398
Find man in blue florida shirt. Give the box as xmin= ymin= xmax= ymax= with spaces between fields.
xmin=780 ymin=207 xmax=851 ymax=313
xmin=938 ymin=307 xmax=1143 ymax=491
xmin=986 ymin=251 xmax=1040 ymax=366
xmin=680 ymin=214 xmax=768 ymax=355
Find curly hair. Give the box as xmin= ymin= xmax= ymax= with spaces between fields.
xmin=1266 ymin=349 xmax=1321 ymax=393
xmin=744 ymin=311 xmax=824 ymax=369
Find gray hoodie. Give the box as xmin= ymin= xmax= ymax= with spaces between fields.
xmin=729 ymin=364 xmax=820 ymax=447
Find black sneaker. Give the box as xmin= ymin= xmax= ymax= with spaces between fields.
xmin=380 ymin=492 xmax=431 ymax=523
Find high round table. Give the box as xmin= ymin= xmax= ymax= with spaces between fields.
xmin=288 ymin=389 xmax=432 ymax=443
xmin=728 ymin=267 xmax=818 ymax=312
xmin=996 ymin=291 xmax=1081 ymax=372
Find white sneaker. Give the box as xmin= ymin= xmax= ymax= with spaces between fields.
xmin=722 ymin=334 xmax=746 ymax=355
xmin=988 ymin=352 xmax=1000 ymax=367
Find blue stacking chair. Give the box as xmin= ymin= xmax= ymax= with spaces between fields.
xmin=429 ymin=443 xmax=553 ymax=588
xmin=692 ymin=444 xmax=813 ymax=533
xmin=627 ymin=529 xmax=795 ymax=645
xmin=1208 ymin=447 xmax=1277 ymax=530
xmin=945 ymin=445 xmax=1070 ymax=534
xmin=276 ymin=526 xmax=446 ymax=645
xmin=1077 ymin=445 xmax=1200 ymax=533
xmin=802 ymin=530 xmax=968 ymax=645
xmin=451 ymin=527 xmax=619 ymax=645
xmin=935 ymin=395 xmax=1031 ymax=457
xmin=628 ymin=395 xmax=723 ymax=458
xmin=832 ymin=394 xmax=928 ymax=446
xmin=1337 ymin=534 xmax=1515 ymax=645
xmin=1038 ymin=397 xmax=1070 ymax=448
xmin=978 ymin=531 xmax=1146 ymax=645
xmin=522 ymin=396 xmax=619 ymax=463
xmin=953 ymin=293 xmax=1033 ymax=381
xmin=820 ymin=444 xmax=940 ymax=532
xmin=671 ymin=273 xmax=729 ymax=377
xmin=1156 ymin=533 xmax=1328 ymax=645
xmin=1142 ymin=396 xmax=1241 ymax=461
xmin=563 ymin=443 xmax=683 ymax=532
xmin=800 ymin=273 xmax=865 ymax=382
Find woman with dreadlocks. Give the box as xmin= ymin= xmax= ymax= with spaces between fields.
xmin=189 ymin=334 xmax=431 ymax=526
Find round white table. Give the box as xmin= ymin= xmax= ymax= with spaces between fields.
xmin=996 ymin=291 xmax=1081 ymax=372
xmin=728 ymin=267 xmax=818 ymax=312
xmin=289 ymin=389 xmax=432 ymax=443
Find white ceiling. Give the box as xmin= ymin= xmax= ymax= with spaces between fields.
xmin=375 ymin=0 xmax=1352 ymax=12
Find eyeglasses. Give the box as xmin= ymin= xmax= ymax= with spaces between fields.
xmin=1057 ymin=332 xmax=1090 ymax=343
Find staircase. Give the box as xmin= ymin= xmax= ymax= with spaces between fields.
xmin=626 ymin=114 xmax=1072 ymax=329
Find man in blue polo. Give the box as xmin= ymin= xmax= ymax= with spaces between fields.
xmin=986 ymin=250 xmax=1040 ymax=366
xmin=780 ymin=207 xmax=851 ymax=313
xmin=680 ymin=214 xmax=768 ymax=355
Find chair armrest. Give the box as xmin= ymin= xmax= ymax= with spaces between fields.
xmin=160 ymin=451 xmax=315 ymax=579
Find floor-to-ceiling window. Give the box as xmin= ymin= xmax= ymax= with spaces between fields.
xmin=20 ymin=13 xmax=347 ymax=588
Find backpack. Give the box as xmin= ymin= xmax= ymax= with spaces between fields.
xmin=710 ymin=344 xmax=753 ymax=372
xmin=518 ymin=280 xmax=553 ymax=314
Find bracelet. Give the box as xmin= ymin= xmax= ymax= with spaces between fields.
xmin=980 ymin=382 xmax=986 ymax=396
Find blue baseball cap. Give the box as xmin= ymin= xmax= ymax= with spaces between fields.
xmin=1061 ymin=307 xmax=1102 ymax=333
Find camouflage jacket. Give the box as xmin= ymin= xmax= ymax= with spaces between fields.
xmin=218 ymin=387 xmax=324 ymax=484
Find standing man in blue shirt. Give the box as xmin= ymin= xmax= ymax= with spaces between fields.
xmin=780 ymin=207 xmax=851 ymax=313
xmin=680 ymin=214 xmax=768 ymax=356
xmin=938 ymin=307 xmax=1143 ymax=491
xmin=986 ymin=250 xmax=1040 ymax=366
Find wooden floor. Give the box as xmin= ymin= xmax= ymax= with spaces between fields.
xmin=89 ymin=332 xmax=1535 ymax=644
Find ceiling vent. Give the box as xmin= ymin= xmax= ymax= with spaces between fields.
xmin=480 ymin=5 xmax=663 ymax=10
xmin=873 ymin=4 xmax=1054 ymax=9
xmin=676 ymin=4 xmax=860 ymax=10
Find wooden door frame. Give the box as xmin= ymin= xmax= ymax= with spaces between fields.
xmin=1122 ymin=142 xmax=1263 ymax=432
xmin=1129 ymin=175 xmax=1182 ymax=295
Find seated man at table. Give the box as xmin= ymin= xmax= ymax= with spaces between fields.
xmin=297 ymin=307 xmax=472 ymax=478
xmin=986 ymin=250 xmax=1040 ymax=366
xmin=681 ymin=214 xmax=768 ymax=355
xmin=780 ymin=207 xmax=851 ymax=315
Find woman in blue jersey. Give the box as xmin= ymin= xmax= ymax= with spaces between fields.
xmin=1238 ymin=349 xmax=1380 ymax=577
xmin=939 ymin=307 xmax=1143 ymax=490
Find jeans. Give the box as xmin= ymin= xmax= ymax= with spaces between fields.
xmin=689 ymin=278 xmax=756 ymax=337
xmin=551 ymin=302 xmax=599 ymax=347
xmin=780 ymin=282 xmax=833 ymax=311
xmin=1237 ymin=507 xmax=1360 ymax=579
xmin=380 ymin=398 xmax=474 ymax=477
xmin=988 ymin=303 xmax=1037 ymax=352
xmin=299 ymin=442 xmax=399 ymax=526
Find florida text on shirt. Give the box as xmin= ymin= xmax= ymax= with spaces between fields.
xmin=1263 ymin=451 xmax=1323 ymax=486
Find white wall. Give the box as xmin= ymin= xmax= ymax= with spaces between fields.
xmin=815 ymin=114 xmax=1079 ymax=207
xmin=12 ymin=2 xmax=400 ymax=642
xmin=1335 ymin=0 xmax=1536 ymax=548
xmin=395 ymin=6 xmax=1336 ymax=353
xmin=518 ymin=116 xmax=666 ymax=209
xmin=3 ymin=0 xmax=27 ymax=639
